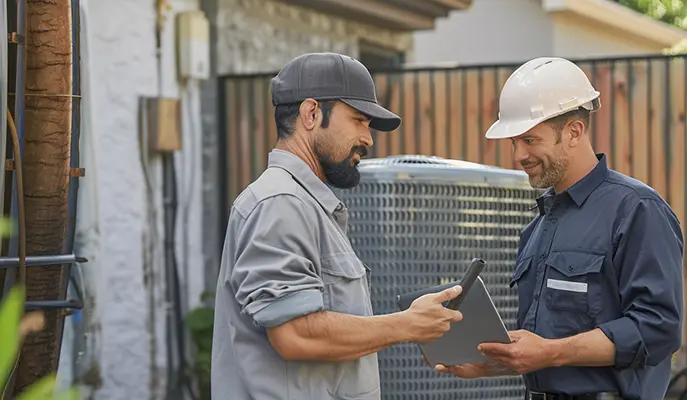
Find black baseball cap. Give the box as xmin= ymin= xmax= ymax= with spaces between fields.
xmin=270 ymin=52 xmax=402 ymax=132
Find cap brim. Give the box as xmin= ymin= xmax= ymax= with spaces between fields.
xmin=340 ymin=99 xmax=401 ymax=132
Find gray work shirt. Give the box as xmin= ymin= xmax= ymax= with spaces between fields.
xmin=512 ymin=154 xmax=684 ymax=399
xmin=211 ymin=149 xmax=379 ymax=400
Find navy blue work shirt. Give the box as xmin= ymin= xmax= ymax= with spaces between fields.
xmin=511 ymin=153 xmax=684 ymax=399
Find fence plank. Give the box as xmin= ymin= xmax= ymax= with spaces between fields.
xmin=226 ymin=80 xmax=240 ymax=203
xmin=448 ymin=70 xmax=463 ymax=160
xmin=630 ymin=60 xmax=650 ymax=184
xmin=252 ymin=78 xmax=267 ymax=175
xmin=418 ymin=72 xmax=433 ymax=155
xmin=432 ymin=72 xmax=448 ymax=158
xmin=265 ymin=79 xmax=277 ymax=157
xmin=465 ymin=70 xmax=480 ymax=163
xmin=592 ymin=63 xmax=613 ymax=167
xmin=402 ymin=74 xmax=416 ymax=154
xmin=239 ymin=79 xmax=252 ymax=193
xmin=612 ymin=63 xmax=631 ymax=176
xmin=372 ymin=73 xmax=389 ymax=158
xmin=496 ymin=67 xmax=515 ymax=170
xmin=669 ymin=58 xmax=686 ymax=227
xmin=387 ymin=74 xmax=402 ymax=155
xmin=650 ymin=59 xmax=668 ymax=199
xmin=481 ymin=69 xmax=497 ymax=166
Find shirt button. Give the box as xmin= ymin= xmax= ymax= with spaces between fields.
xmin=335 ymin=203 xmax=343 ymax=211
xmin=551 ymin=217 xmax=557 ymax=223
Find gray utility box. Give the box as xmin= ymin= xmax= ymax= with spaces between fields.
xmin=338 ymin=155 xmax=541 ymax=400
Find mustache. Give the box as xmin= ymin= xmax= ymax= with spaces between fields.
xmin=351 ymin=146 xmax=368 ymax=158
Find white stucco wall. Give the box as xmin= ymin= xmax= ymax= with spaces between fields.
xmin=411 ymin=0 xmax=674 ymax=67
xmin=551 ymin=14 xmax=663 ymax=58
xmin=59 ymin=0 xmax=206 ymax=398
xmin=411 ymin=0 xmax=552 ymax=66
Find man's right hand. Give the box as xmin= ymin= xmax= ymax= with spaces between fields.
xmin=402 ymin=285 xmax=463 ymax=343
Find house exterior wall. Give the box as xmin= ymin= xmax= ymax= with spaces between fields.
xmin=551 ymin=14 xmax=662 ymax=58
xmin=63 ymin=0 xmax=206 ymax=399
xmin=411 ymin=0 xmax=553 ymax=66
xmin=215 ymin=0 xmax=412 ymax=74
xmin=411 ymin=0 xmax=670 ymax=67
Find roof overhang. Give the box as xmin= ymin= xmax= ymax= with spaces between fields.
xmin=279 ymin=0 xmax=472 ymax=31
xmin=543 ymin=0 xmax=687 ymax=48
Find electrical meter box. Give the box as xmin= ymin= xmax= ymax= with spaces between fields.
xmin=176 ymin=10 xmax=210 ymax=80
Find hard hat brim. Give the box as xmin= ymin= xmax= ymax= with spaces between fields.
xmin=485 ymin=118 xmax=544 ymax=140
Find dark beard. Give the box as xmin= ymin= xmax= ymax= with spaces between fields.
xmin=315 ymin=145 xmax=367 ymax=189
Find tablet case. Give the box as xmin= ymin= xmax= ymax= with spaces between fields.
xmin=396 ymin=276 xmax=512 ymax=367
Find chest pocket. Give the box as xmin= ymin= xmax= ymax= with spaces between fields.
xmin=321 ymin=252 xmax=373 ymax=317
xmin=543 ymin=250 xmax=605 ymax=335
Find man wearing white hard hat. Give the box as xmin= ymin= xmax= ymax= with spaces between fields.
xmin=435 ymin=57 xmax=684 ymax=400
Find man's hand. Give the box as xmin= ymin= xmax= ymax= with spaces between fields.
xmin=434 ymin=360 xmax=516 ymax=379
xmin=477 ymin=329 xmax=557 ymax=375
xmin=402 ymin=285 xmax=463 ymax=343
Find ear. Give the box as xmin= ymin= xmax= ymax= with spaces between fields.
xmin=298 ymin=99 xmax=319 ymax=132
xmin=567 ymin=119 xmax=585 ymax=148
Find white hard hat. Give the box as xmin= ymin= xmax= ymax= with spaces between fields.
xmin=485 ymin=57 xmax=601 ymax=140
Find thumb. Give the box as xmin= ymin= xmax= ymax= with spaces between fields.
xmin=434 ymin=285 xmax=462 ymax=303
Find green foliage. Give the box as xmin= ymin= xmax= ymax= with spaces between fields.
xmin=616 ymin=0 xmax=687 ymax=29
xmin=0 ymin=286 xmax=80 ymax=400
xmin=0 ymin=287 xmax=23 ymax=392
xmin=185 ymin=291 xmax=215 ymax=400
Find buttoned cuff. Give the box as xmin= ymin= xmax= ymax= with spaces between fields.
xmin=596 ymin=317 xmax=648 ymax=369
xmin=246 ymin=289 xmax=324 ymax=328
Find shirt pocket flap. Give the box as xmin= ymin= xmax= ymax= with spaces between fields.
xmin=321 ymin=252 xmax=366 ymax=283
xmin=545 ymin=250 xmax=605 ymax=278
xmin=510 ymin=255 xmax=533 ymax=288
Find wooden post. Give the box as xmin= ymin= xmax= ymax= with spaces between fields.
xmin=13 ymin=0 xmax=72 ymax=393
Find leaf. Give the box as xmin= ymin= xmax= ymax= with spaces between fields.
xmin=0 ymin=218 xmax=13 ymax=238
xmin=15 ymin=374 xmax=56 ymax=400
xmin=0 ymin=286 xmax=25 ymax=391
xmin=52 ymin=387 xmax=81 ymax=400
xmin=184 ymin=308 xmax=214 ymax=331
xmin=200 ymin=291 xmax=215 ymax=303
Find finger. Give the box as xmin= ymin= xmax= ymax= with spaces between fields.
xmin=478 ymin=343 xmax=510 ymax=356
xmin=451 ymin=310 xmax=463 ymax=322
xmin=432 ymin=285 xmax=462 ymax=303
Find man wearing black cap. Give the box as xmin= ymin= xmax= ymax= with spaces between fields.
xmin=210 ymin=52 xmax=464 ymax=399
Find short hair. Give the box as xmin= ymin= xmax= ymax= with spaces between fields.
xmin=546 ymin=107 xmax=590 ymax=143
xmin=275 ymin=100 xmax=335 ymax=140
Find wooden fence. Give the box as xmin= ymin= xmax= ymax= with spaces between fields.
xmin=218 ymin=54 xmax=687 ymax=235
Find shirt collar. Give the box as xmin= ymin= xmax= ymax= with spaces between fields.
xmin=267 ymin=149 xmax=342 ymax=214
xmin=534 ymin=153 xmax=608 ymax=214
xmin=566 ymin=153 xmax=608 ymax=207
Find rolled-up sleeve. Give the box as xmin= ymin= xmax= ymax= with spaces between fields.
xmin=230 ymin=194 xmax=324 ymax=328
xmin=598 ymin=197 xmax=684 ymax=369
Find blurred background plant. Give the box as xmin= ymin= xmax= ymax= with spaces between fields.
xmin=184 ymin=291 xmax=215 ymax=400
xmin=0 ymin=215 xmax=78 ymax=400
xmin=616 ymin=0 xmax=687 ymax=29
xmin=0 ymin=286 xmax=80 ymax=400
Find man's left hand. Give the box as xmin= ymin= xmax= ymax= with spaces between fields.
xmin=477 ymin=329 xmax=558 ymax=375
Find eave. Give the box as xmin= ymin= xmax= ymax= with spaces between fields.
xmin=279 ymin=0 xmax=472 ymax=31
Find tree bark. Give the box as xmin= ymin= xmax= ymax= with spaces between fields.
xmin=13 ymin=0 xmax=72 ymax=393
